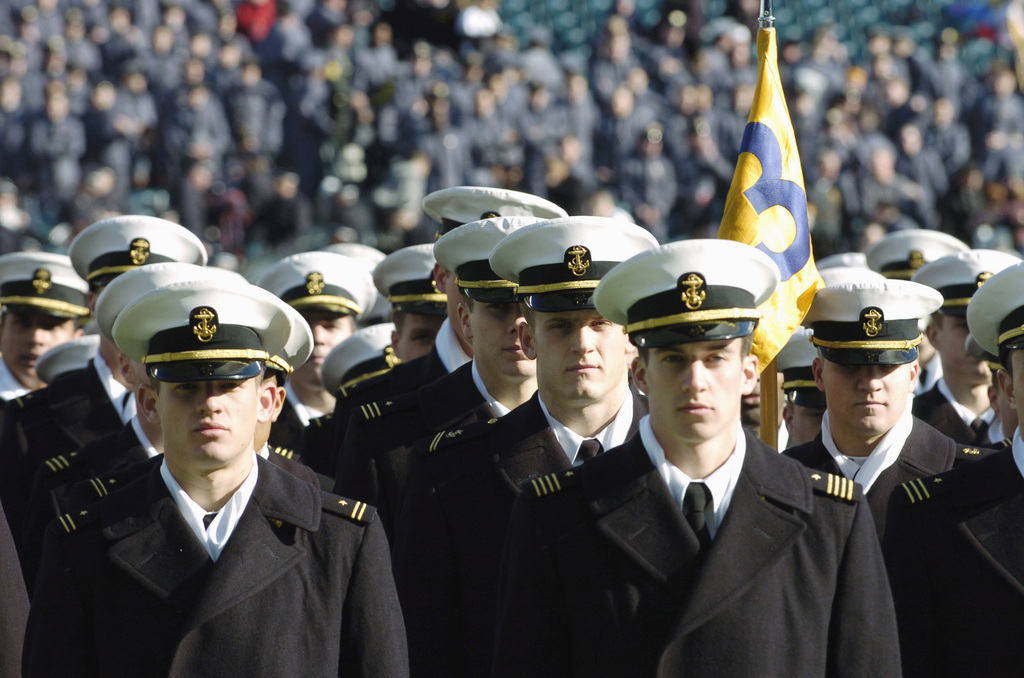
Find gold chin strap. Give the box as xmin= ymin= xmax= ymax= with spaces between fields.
xmin=143 ymin=349 xmax=270 ymax=364
xmin=625 ymin=308 xmax=761 ymax=334
xmin=811 ymin=334 xmax=923 ymax=351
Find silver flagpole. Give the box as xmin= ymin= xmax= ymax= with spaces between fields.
xmin=760 ymin=0 xmax=775 ymax=29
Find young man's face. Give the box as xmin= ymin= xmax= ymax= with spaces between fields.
xmin=927 ymin=314 xmax=989 ymax=386
xmin=293 ymin=310 xmax=356 ymax=390
xmin=633 ymin=338 xmax=758 ymax=448
xmin=139 ymin=375 xmax=275 ymax=474
xmin=0 ymin=311 xmax=80 ymax=390
xmin=813 ymin=357 xmax=918 ymax=447
xmin=392 ymin=311 xmax=444 ymax=362
xmin=1000 ymin=352 xmax=1024 ymax=436
xmin=520 ymin=308 xmax=630 ymax=408
xmin=783 ymin=400 xmax=826 ymax=447
xmin=459 ymin=299 xmax=534 ymax=380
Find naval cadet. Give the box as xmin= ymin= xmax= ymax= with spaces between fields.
xmin=777 ymin=327 xmax=826 ymax=448
xmin=784 ymin=279 xmax=985 ymax=540
xmin=334 ymin=215 xmax=540 ymax=538
xmin=491 ymin=239 xmax=900 ymax=677
xmin=257 ymin=250 xmax=377 ymax=474
xmin=391 ymin=216 xmax=656 ymax=677
xmin=910 ymin=249 xmax=1020 ymax=446
xmin=23 ymin=278 xmax=407 ymax=676
xmin=325 ymin=186 xmax=567 ymax=459
xmin=316 ymin=244 xmax=451 ymax=468
xmin=19 ymin=264 xmax=248 ymax=588
xmin=300 ymin=323 xmax=398 ymax=481
xmin=864 ymin=228 xmax=968 ymax=396
xmin=0 ymin=216 xmax=206 ymax=548
xmin=884 ymin=260 xmax=1024 ymax=676
xmin=0 ymin=252 xmax=89 ymax=546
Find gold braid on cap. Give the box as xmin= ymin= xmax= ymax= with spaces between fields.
xmin=782 ymin=379 xmax=818 ymax=390
xmin=811 ymin=335 xmax=923 ymax=351
xmin=0 ymin=296 xmax=89 ymax=317
xmin=267 ymin=355 xmax=293 ymax=373
xmin=454 ymin=277 xmax=517 ymax=290
xmin=288 ymin=295 xmax=362 ymax=315
xmin=388 ymin=293 xmax=448 ymax=304
xmin=143 ymin=349 xmax=270 ymax=364
xmin=625 ymin=308 xmax=761 ymax=334
xmin=516 ymin=280 xmax=600 ymax=295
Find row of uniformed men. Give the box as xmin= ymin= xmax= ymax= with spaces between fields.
xmin=2 ymin=183 xmax=1022 ymax=675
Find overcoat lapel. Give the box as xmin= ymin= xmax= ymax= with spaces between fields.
xmin=957 ymin=452 xmax=1024 ymax=595
xmin=670 ymin=447 xmax=808 ymax=636
xmin=417 ymin=363 xmax=488 ymax=428
xmin=493 ymin=397 xmax=568 ymax=494
xmin=589 ymin=438 xmax=700 ymax=594
xmin=104 ymin=474 xmax=211 ymax=607
xmin=182 ymin=459 xmax=320 ymax=632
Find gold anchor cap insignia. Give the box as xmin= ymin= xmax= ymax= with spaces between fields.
xmin=977 ymin=271 xmax=993 ymax=288
xmin=679 ymin=272 xmax=707 ymax=310
xmin=190 ymin=306 xmax=218 ymax=343
xmin=480 ymin=210 xmax=501 ymax=219
xmin=129 ymin=238 xmax=151 ymax=265
xmin=564 ymin=245 xmax=591 ymax=277
xmin=306 ymin=271 xmax=325 ymax=295
xmin=860 ymin=307 xmax=883 ymax=338
xmin=31 ymin=268 xmax=52 ymax=294
xmin=908 ymin=250 xmax=925 ymax=270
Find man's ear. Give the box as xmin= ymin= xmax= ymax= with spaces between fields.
xmin=457 ymin=300 xmax=473 ymax=342
xmin=741 ymin=353 xmax=759 ymax=396
xmin=138 ymin=383 xmax=160 ymax=426
xmin=812 ymin=356 xmax=826 ymax=391
xmin=631 ymin=354 xmax=648 ymax=395
xmin=256 ymin=379 xmax=277 ymax=424
xmin=518 ymin=319 xmax=537 ymax=360
xmin=998 ymin=368 xmax=1014 ymax=406
xmin=432 ymin=263 xmax=449 ymax=294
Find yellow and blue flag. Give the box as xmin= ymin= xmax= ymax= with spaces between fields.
xmin=718 ymin=26 xmax=822 ymax=371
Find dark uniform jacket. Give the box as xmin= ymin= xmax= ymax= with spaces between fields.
xmin=23 ymin=456 xmax=408 ymax=677
xmin=0 ymin=363 xmax=122 ymax=546
xmin=266 ymin=399 xmax=305 ymax=461
xmin=325 ymin=346 xmax=450 ymax=468
xmin=491 ymin=432 xmax=901 ymax=678
xmin=883 ymin=448 xmax=1024 ymax=677
xmin=912 ymin=384 xmax=990 ymax=447
xmin=392 ymin=391 xmax=647 ymax=678
xmin=334 ymin=362 xmax=496 ymax=538
xmin=784 ymin=417 xmax=983 ymax=539
xmin=20 ymin=425 xmax=149 ymax=590
xmin=0 ymin=498 xmax=27 ymax=678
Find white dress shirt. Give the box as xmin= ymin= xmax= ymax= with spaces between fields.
xmin=0 ymin=359 xmax=29 ymax=401
xmin=937 ymin=378 xmax=994 ymax=427
xmin=820 ymin=398 xmax=915 ymax=493
xmin=129 ymin=415 xmax=160 ymax=458
xmin=434 ymin=318 xmax=472 ymax=374
xmin=641 ymin=417 xmax=746 ymax=539
xmin=94 ymin=352 xmax=135 ymax=423
xmin=471 ymin=360 xmax=511 ymax=417
xmin=539 ymin=392 xmax=634 ymax=465
xmin=284 ymin=387 xmax=320 ymax=427
xmin=160 ymin=452 xmax=259 ymax=562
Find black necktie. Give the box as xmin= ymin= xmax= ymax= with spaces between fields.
xmin=969 ymin=418 xmax=987 ymax=439
xmin=683 ymin=483 xmax=713 ymax=549
xmin=202 ymin=512 xmax=218 ymax=530
xmin=576 ymin=439 xmax=603 ymax=463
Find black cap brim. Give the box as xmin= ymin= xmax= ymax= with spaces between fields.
xmin=523 ymin=292 xmax=596 ymax=313
xmin=148 ymin=359 xmax=265 ymax=382
xmin=629 ymin=320 xmax=758 ymax=349
xmin=816 ymin=346 xmax=918 ymax=366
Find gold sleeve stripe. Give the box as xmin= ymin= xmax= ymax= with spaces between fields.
xmin=351 ymin=501 xmax=367 ymax=521
xmin=429 ymin=431 xmax=446 ymax=453
xmin=89 ymin=478 xmax=108 ymax=498
xmin=57 ymin=513 xmax=76 ymax=533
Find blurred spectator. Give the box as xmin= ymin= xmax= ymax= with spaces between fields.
xmin=26 ymin=82 xmax=86 ymax=224
xmin=249 ymin=170 xmax=311 ymax=245
xmin=619 ymin=123 xmax=676 ymax=241
xmin=0 ymin=179 xmax=29 ymax=253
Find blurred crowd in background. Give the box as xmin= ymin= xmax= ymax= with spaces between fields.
xmin=0 ymin=0 xmax=1022 ymax=273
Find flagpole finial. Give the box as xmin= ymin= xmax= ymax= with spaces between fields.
xmin=760 ymin=0 xmax=775 ymax=28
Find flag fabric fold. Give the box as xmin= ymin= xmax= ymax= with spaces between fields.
xmin=718 ymin=26 xmax=822 ymax=371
